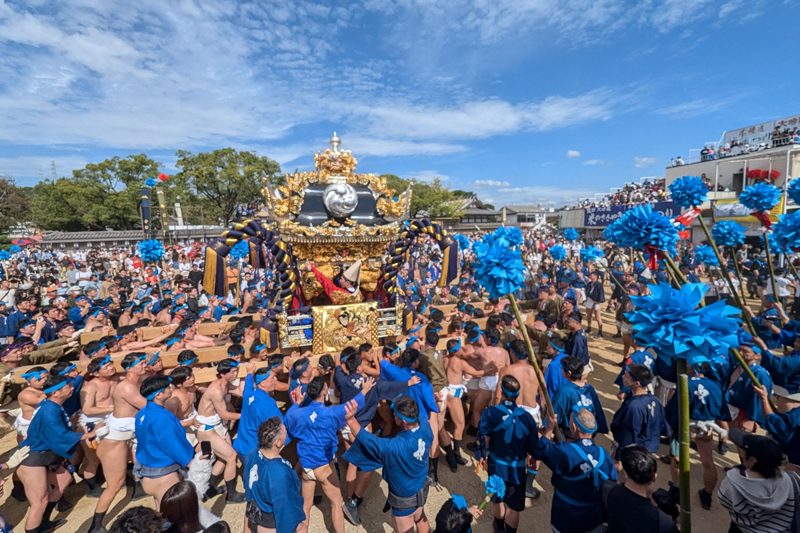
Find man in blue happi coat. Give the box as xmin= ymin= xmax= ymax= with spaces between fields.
xmin=610 ymin=364 xmax=670 ymax=467
xmin=233 ymin=360 xmax=286 ymax=460
xmin=343 ymin=393 xmax=434 ymax=533
xmin=285 ymin=375 xmax=370 ymax=533
xmin=475 ymin=375 xmax=538 ymax=533
xmin=551 ymin=356 xmax=608 ymax=439
xmin=244 ymin=416 xmax=307 ymax=533
xmin=724 ymin=340 xmax=773 ymax=431
xmin=530 ymin=405 xmax=617 ymax=533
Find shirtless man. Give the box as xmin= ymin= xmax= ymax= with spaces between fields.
xmin=165 ymin=366 xmax=199 ymax=449
xmin=79 ymin=356 xmax=117 ymax=497
xmin=495 ymin=339 xmax=543 ymax=498
xmin=90 ymin=352 xmax=148 ymax=533
xmin=195 ymin=358 xmax=245 ymax=503
xmin=116 ymin=324 xmax=174 ymax=352
xmin=15 ymin=367 xmax=48 ymax=443
xmin=469 ymin=327 xmax=509 ymax=432
xmin=442 ymin=338 xmax=493 ymax=471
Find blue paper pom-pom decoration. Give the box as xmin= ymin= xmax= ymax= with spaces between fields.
xmin=580 ymin=246 xmax=604 ymax=263
xmin=789 ymin=179 xmax=800 ymax=206
xmin=549 ymin=244 xmax=567 ymax=261
xmin=740 ymin=183 xmax=781 ymax=212
xmin=669 ymin=176 xmax=708 ymax=208
xmin=0 ymin=250 xmax=10 ymax=260
xmin=485 ymin=475 xmax=506 ymax=498
xmin=472 ymin=242 xmax=525 ymax=299
xmin=711 ymin=220 xmax=746 ymax=248
xmin=614 ymin=204 xmax=679 ymax=252
xmin=772 ymin=211 xmax=800 ymax=253
xmin=454 ymin=234 xmax=471 ymax=251
xmin=626 ymin=283 xmax=741 ymax=368
xmin=693 ymin=245 xmax=718 ymax=267
xmin=564 ymin=228 xmax=579 ymax=242
xmin=8 ymin=245 xmax=21 ymax=253
xmin=145 ymin=178 xmax=157 ymax=187
xmin=487 ymin=226 xmax=524 ymax=248
xmin=230 ymin=239 xmax=250 ymax=260
xmin=138 ymin=239 xmax=164 ymax=263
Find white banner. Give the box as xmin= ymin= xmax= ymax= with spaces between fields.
xmin=723 ymin=114 xmax=800 ymax=148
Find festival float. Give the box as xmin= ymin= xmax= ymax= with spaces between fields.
xmin=202 ymin=134 xmax=460 ymax=352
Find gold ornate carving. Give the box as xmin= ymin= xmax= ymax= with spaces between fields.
xmin=312 ymin=302 xmax=378 ymax=353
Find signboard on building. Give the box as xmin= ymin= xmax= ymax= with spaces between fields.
xmin=713 ymin=197 xmax=784 ymax=225
xmin=723 ymin=114 xmax=800 ymax=149
xmin=583 ymin=201 xmax=679 ymax=227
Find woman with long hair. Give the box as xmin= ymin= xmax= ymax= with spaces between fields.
xmin=160 ymin=482 xmax=203 ymax=533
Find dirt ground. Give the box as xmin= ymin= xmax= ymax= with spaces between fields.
xmin=0 ymin=296 xmax=738 ymax=532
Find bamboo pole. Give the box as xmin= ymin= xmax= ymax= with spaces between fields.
xmin=677 ymin=363 xmax=692 ymax=533
xmin=763 ymin=233 xmax=780 ymax=305
xmin=729 ymin=347 xmax=779 ymax=412
xmin=635 ymin=252 xmax=658 ymax=285
xmin=508 ymin=294 xmax=561 ymax=441
xmin=728 ymin=246 xmax=749 ymax=307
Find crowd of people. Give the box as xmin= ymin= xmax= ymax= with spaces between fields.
xmin=0 ymin=224 xmax=798 ymax=533
xmin=570 ymin=179 xmax=670 ymax=210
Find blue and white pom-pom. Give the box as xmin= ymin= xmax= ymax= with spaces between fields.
xmin=711 ymin=220 xmax=746 ymax=248
xmin=138 ymin=239 xmax=165 ymax=263
xmin=740 ymin=183 xmax=781 ymax=212
xmin=669 ymin=176 xmax=708 ymax=209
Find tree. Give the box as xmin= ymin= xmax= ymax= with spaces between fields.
xmin=30 ymin=154 xmax=180 ymax=231
xmin=176 ymin=149 xmax=281 ymax=226
xmin=0 ymin=177 xmax=31 ymax=234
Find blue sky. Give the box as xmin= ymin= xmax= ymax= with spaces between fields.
xmin=0 ymin=0 xmax=796 ymax=208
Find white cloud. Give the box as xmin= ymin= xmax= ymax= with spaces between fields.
xmin=405 ymin=170 xmax=449 ymax=182
xmin=474 ymin=180 xmax=510 ymax=187
xmin=566 ymin=150 xmax=581 ymax=158
xmin=583 ymin=159 xmax=612 ymax=166
xmin=634 ymin=156 xmax=657 ymax=168
xmin=493 ymin=185 xmax=607 ymax=207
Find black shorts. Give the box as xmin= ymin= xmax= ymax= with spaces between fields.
xmin=20 ymin=451 xmax=63 ymax=472
xmin=246 ymin=500 xmax=276 ymax=531
xmin=491 ymin=481 xmax=526 ymax=512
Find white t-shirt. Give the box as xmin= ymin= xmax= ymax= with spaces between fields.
xmin=75 ymin=270 xmax=92 ymax=287
xmin=765 ymin=276 xmax=791 ymax=297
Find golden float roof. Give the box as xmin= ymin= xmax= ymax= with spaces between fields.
xmin=260 ymin=133 xmax=412 ymax=245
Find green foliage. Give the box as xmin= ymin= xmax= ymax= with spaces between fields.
xmin=0 ymin=177 xmax=31 ymax=234
xmin=30 ymin=154 xmax=174 ymax=231
xmin=176 ymin=148 xmax=281 ymax=225
xmin=483 ymin=203 xmax=495 ymax=210
xmin=451 ymin=189 xmax=474 ymax=198
xmin=379 ymin=174 xmax=466 ymax=219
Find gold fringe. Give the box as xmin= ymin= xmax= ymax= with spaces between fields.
xmin=203 ymin=248 xmax=218 ymax=295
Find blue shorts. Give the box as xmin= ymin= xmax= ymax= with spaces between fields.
xmin=133 ymin=462 xmax=184 ymax=479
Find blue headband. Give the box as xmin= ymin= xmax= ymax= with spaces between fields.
xmin=44 ymin=379 xmax=70 ymax=394
xmin=147 ymin=352 xmax=161 ymax=366
xmin=166 ymin=337 xmax=182 ymax=348
xmin=92 ymin=355 xmax=112 ymax=372
xmin=447 ymin=337 xmax=462 ymax=353
xmin=87 ymin=341 xmax=106 ymax=356
xmin=21 ymin=369 xmax=48 ymax=381
xmin=58 ymin=364 xmax=76 ymax=375
xmin=418 ymin=304 xmax=427 ymax=315
xmin=145 ymin=378 xmax=172 ymax=400
xmin=409 ymin=324 xmax=422 ymax=334
xmin=127 ymin=354 xmax=147 ymax=370
xmin=390 ymin=394 xmax=418 ymax=423
xmin=254 ymin=343 xmax=267 ymax=352
xmin=571 ymin=404 xmax=597 ymax=434
xmin=178 ymin=357 xmax=196 ymax=366
xmin=387 ymin=346 xmax=401 ymax=356
xmin=254 ymin=369 xmax=272 ymax=386
xmin=548 ymin=340 xmax=564 ymax=354
xmin=501 ymin=384 xmax=519 ymax=398
xmin=406 ymin=335 xmax=418 ymax=347
xmin=512 ymin=346 xmax=527 ymax=359
xmin=172 ymin=305 xmax=187 ymax=314
xmin=290 ymin=359 xmax=309 ymax=379
xmin=467 ymin=329 xmax=482 ymax=342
